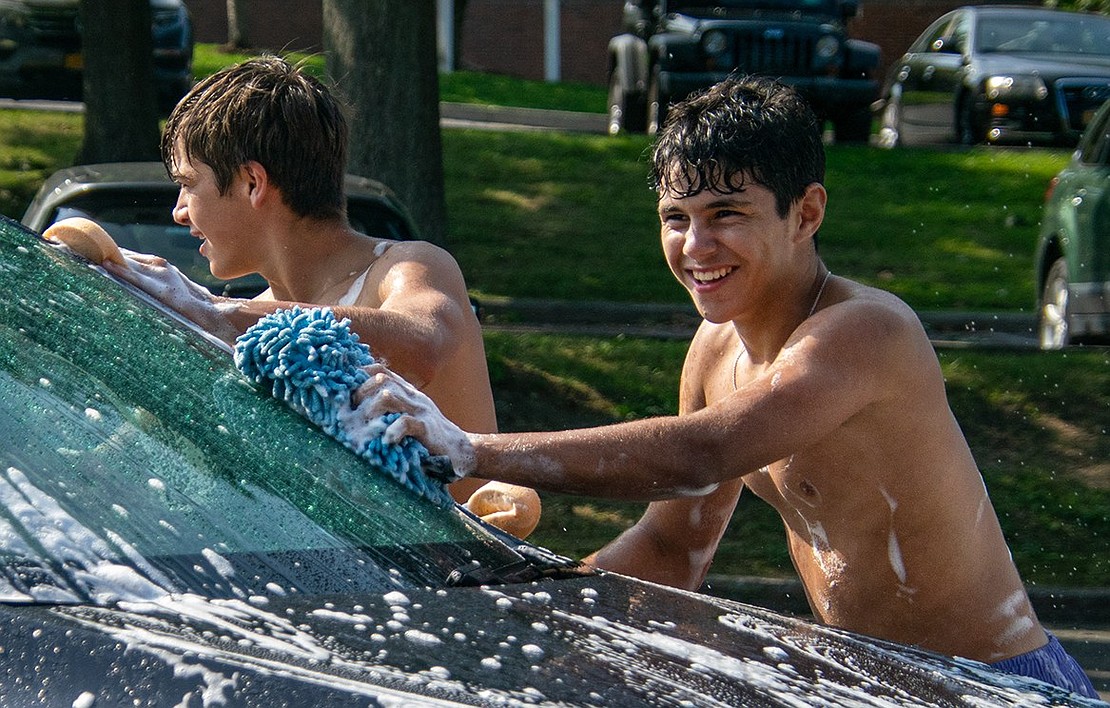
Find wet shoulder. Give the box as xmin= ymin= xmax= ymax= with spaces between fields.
xmin=818 ymin=281 xmax=925 ymax=346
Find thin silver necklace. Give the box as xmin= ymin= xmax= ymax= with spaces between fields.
xmin=732 ymin=269 xmax=832 ymax=391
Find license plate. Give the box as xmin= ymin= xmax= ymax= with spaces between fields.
xmin=64 ymin=53 xmax=83 ymax=70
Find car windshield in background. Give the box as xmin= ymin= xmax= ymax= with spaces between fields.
xmin=47 ymin=192 xmax=267 ymax=297
xmin=0 ymin=217 xmax=529 ymax=606
xmin=977 ymin=14 xmax=1110 ymax=56
xmin=21 ymin=164 xmax=418 ymax=299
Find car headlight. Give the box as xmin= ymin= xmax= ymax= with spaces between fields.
xmin=701 ymin=30 xmax=729 ymax=58
xmin=985 ymin=75 xmax=1048 ymax=101
xmin=815 ymin=35 xmax=840 ymax=59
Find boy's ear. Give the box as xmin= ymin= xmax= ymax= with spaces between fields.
xmin=239 ymin=161 xmax=271 ymax=208
xmin=794 ymin=182 xmax=826 ymax=244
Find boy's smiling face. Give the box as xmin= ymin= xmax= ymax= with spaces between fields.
xmin=658 ymin=177 xmax=800 ymax=324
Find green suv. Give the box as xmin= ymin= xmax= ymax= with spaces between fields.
xmin=1035 ymin=99 xmax=1110 ymax=349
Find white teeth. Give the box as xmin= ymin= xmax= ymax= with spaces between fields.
xmin=692 ymin=267 xmax=733 ymax=283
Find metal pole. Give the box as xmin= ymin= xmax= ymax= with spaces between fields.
xmin=438 ymin=0 xmax=455 ymax=73
xmin=544 ymin=0 xmax=560 ymax=82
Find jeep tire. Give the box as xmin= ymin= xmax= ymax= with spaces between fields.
xmin=608 ymin=70 xmax=646 ymax=135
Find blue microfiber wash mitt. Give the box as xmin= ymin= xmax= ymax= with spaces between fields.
xmin=233 ymin=306 xmax=457 ymax=507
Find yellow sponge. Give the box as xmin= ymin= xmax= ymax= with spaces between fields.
xmin=44 ymin=217 xmax=126 ymax=267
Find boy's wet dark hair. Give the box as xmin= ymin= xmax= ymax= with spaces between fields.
xmin=162 ymin=55 xmax=348 ymax=220
xmin=650 ymin=75 xmax=825 ymax=218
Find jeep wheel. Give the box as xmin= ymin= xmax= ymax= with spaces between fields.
xmin=1039 ymin=257 xmax=1070 ymax=350
xmin=647 ymin=67 xmax=669 ymax=135
xmin=608 ymin=71 xmax=645 ymax=135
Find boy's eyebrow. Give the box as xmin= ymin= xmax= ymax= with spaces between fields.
xmin=658 ymin=192 xmax=752 ymax=214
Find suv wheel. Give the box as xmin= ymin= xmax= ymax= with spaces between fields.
xmin=608 ymin=71 xmax=645 ymax=135
xmin=647 ymin=66 xmax=669 ymax=135
xmin=1039 ymin=257 xmax=1070 ymax=350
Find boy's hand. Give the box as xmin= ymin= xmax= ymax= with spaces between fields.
xmin=351 ymin=364 xmax=477 ymax=477
xmin=105 ymin=250 xmax=239 ymax=343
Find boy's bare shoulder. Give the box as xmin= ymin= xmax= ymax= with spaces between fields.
xmin=822 ymin=281 xmax=923 ymax=341
xmin=374 ymin=238 xmax=459 ymax=270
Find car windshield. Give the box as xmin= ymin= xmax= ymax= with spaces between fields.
xmin=0 ymin=217 xmax=537 ymax=607
xmin=977 ymin=14 xmax=1110 ymax=56
xmin=666 ymin=0 xmax=840 ymax=16
xmin=42 ymin=186 xmax=413 ymax=299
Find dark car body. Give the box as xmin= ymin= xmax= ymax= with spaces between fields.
xmin=876 ymin=6 xmax=1110 ymax=148
xmin=21 ymin=162 xmax=419 ymax=298
xmin=1034 ymin=98 xmax=1110 ymax=349
xmin=0 ymin=0 xmax=193 ymax=109
xmin=0 ymin=214 xmax=1096 ymax=705
xmin=606 ymin=0 xmax=880 ymax=141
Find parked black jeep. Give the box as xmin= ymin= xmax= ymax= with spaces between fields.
xmin=607 ymin=0 xmax=880 ymax=142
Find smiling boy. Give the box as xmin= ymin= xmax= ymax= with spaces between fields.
xmin=353 ymin=76 xmax=1098 ymax=698
xmin=107 ymin=56 xmax=539 ymax=536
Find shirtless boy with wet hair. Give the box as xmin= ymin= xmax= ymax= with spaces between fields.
xmin=108 ymin=56 xmax=539 ymax=536
xmin=354 ymin=75 xmax=1098 ymax=698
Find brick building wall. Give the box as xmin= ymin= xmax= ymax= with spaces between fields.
xmin=184 ymin=0 xmax=1041 ymax=87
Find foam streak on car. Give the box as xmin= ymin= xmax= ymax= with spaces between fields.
xmin=0 ymin=215 xmax=1098 ymax=704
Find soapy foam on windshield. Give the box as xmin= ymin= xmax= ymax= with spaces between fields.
xmin=234 ymin=306 xmax=456 ymax=507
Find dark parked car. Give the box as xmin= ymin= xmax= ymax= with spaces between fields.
xmin=606 ymin=0 xmax=880 ymax=141
xmin=21 ymin=162 xmax=419 ymax=298
xmin=876 ymin=6 xmax=1110 ymax=147
xmin=1035 ymin=98 xmax=1110 ymax=350
xmin=0 ymin=215 xmax=1098 ymax=705
xmin=0 ymin=0 xmax=193 ymax=109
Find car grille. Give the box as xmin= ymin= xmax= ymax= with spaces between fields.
xmin=730 ymin=31 xmax=814 ymax=74
xmin=25 ymin=4 xmax=79 ymax=48
xmin=1057 ymin=80 xmax=1110 ymax=133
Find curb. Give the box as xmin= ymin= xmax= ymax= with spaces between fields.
xmin=478 ymin=296 xmax=1040 ymax=347
xmin=440 ymin=102 xmax=607 ymax=133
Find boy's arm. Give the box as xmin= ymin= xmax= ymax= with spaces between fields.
xmin=358 ymin=295 xmax=927 ymax=500
xmin=584 ymin=478 xmax=744 ymax=590
xmin=109 ymin=242 xmax=476 ymax=391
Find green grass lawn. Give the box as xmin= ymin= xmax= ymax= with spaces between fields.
xmin=0 ymin=52 xmax=1104 ymax=586
xmin=443 ymin=130 xmax=1067 ymax=312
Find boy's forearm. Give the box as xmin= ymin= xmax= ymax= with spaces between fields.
xmin=468 ymin=418 xmax=725 ymax=501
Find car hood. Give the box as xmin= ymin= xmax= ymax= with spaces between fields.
xmin=0 ymin=573 xmax=1093 ymax=706
xmin=663 ymin=12 xmax=833 ymax=35
xmin=973 ymin=52 xmax=1110 ymax=80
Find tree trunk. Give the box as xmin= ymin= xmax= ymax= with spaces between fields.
xmin=323 ymin=0 xmax=448 ymax=247
xmin=226 ymin=0 xmax=250 ymax=50
xmin=78 ymin=0 xmax=160 ymax=163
